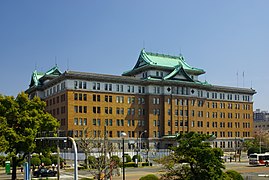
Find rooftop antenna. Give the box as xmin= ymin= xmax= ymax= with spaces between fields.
xmin=243 ymin=71 xmax=245 ymax=87
xmin=67 ymin=58 xmax=70 ymax=71
xmin=143 ymin=40 xmax=145 ymax=49
xmin=236 ymin=70 xmax=238 ymax=87
xmin=55 ymin=56 xmax=58 ymax=66
xmin=251 ymin=80 xmax=253 ymax=89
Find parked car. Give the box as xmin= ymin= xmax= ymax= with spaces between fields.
xmin=33 ymin=167 xmax=57 ymax=177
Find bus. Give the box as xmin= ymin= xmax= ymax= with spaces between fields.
xmin=249 ymin=153 xmax=269 ymax=166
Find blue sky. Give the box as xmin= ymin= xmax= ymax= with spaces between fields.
xmin=0 ymin=1 xmax=268 ymax=110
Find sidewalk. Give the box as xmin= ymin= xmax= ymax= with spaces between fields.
xmin=112 ymin=169 xmax=161 ymax=180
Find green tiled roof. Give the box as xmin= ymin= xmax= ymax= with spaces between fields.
xmin=29 ymin=65 xmax=61 ymax=87
xmin=123 ymin=49 xmax=205 ymax=76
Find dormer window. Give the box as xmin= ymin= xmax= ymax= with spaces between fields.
xmin=142 ymin=72 xmax=148 ymax=78
xmin=155 ymin=71 xmax=163 ymax=77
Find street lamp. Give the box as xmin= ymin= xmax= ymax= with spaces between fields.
xmin=260 ymin=129 xmax=262 ymax=154
xmin=139 ymin=130 xmax=147 ymax=164
xmin=167 ymin=87 xmax=173 ymax=134
xmin=121 ymin=132 xmax=127 ymax=180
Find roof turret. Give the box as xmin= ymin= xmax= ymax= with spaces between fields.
xmin=122 ymin=49 xmax=205 ymax=77
xmin=29 ymin=65 xmax=62 ymax=87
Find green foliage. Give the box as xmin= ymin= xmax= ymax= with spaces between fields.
xmin=242 ymin=139 xmax=255 ymax=151
xmin=121 ymin=162 xmax=136 ymax=167
xmin=111 ymin=155 xmax=120 ymax=165
xmin=247 ymin=146 xmax=269 ymax=156
xmin=0 ymin=155 xmax=9 ymax=167
xmin=31 ymin=157 xmax=41 ymax=166
xmin=142 ymin=162 xmax=151 ymax=166
xmin=41 ymin=157 xmax=52 ymax=166
xmin=0 ymin=93 xmax=59 ymax=179
xmin=124 ymin=154 xmax=131 ymax=163
xmin=226 ymin=170 xmax=243 ymax=180
xmin=51 ymin=154 xmax=64 ymax=165
xmin=88 ymin=155 xmax=97 ymax=168
xmin=247 ymin=147 xmax=260 ymax=156
xmin=139 ymin=174 xmax=159 ymax=180
xmin=132 ymin=154 xmax=142 ymax=162
xmin=97 ymin=155 xmax=106 ymax=169
xmin=119 ymin=161 xmax=150 ymax=168
xmin=158 ymin=132 xmax=226 ymax=180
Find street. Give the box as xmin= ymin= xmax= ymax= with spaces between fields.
xmin=1 ymin=161 xmax=269 ymax=179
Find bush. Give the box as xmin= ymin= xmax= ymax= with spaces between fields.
xmin=142 ymin=162 xmax=151 ymax=166
xmin=88 ymin=156 xmax=97 ymax=168
xmin=124 ymin=154 xmax=131 ymax=163
xmin=122 ymin=162 xmax=136 ymax=167
xmin=139 ymin=174 xmax=159 ymax=180
xmin=31 ymin=157 xmax=41 ymax=166
xmin=78 ymin=165 xmax=87 ymax=170
xmin=132 ymin=154 xmax=142 ymax=162
xmin=97 ymin=156 xmax=106 ymax=168
xmin=247 ymin=147 xmax=259 ymax=156
xmin=111 ymin=155 xmax=120 ymax=165
xmin=41 ymin=157 xmax=52 ymax=166
xmin=51 ymin=154 xmax=64 ymax=165
xmin=226 ymin=170 xmax=243 ymax=180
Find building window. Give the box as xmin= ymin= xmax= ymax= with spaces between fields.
xmin=83 ymin=94 xmax=87 ymax=101
xmin=83 ymin=118 xmax=87 ymax=125
xmin=83 ymin=82 xmax=87 ymax=89
xmin=105 ymin=95 xmax=112 ymax=102
xmin=74 ymin=118 xmax=78 ymax=125
xmin=93 ymin=106 xmax=101 ymax=114
xmin=93 ymin=94 xmax=101 ymax=102
xmin=93 ymin=82 xmax=100 ymax=90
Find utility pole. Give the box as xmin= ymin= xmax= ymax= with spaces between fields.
xmin=167 ymin=87 xmax=173 ymax=135
xmin=104 ymin=125 xmax=107 ymax=179
xmin=136 ymin=136 xmax=139 ymax=167
xmin=121 ymin=132 xmax=126 ymax=180
xmin=57 ymin=131 xmax=60 ymax=180
xmin=57 ymin=145 xmax=60 ymax=180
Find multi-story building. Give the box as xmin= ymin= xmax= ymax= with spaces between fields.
xmin=26 ymin=49 xmax=256 ymax=151
xmin=254 ymin=109 xmax=269 ymax=135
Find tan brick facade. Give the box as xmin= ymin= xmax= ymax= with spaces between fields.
xmin=42 ymin=86 xmax=254 ymax=150
xmin=26 ymin=50 xmax=255 ymax=150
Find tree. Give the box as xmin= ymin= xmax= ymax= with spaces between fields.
xmin=0 ymin=93 xmax=59 ymax=180
xmin=41 ymin=157 xmax=52 ymax=166
xmin=79 ymin=132 xmax=119 ymax=180
xmin=51 ymin=154 xmax=64 ymax=165
xmin=139 ymin=174 xmax=159 ymax=180
xmin=124 ymin=154 xmax=131 ymax=163
xmin=225 ymin=170 xmax=243 ymax=180
xmin=132 ymin=154 xmax=142 ymax=162
xmin=88 ymin=155 xmax=97 ymax=168
xmin=31 ymin=156 xmax=41 ymax=166
xmin=79 ymin=129 xmax=95 ymax=169
xmin=158 ymin=132 xmax=226 ymax=180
